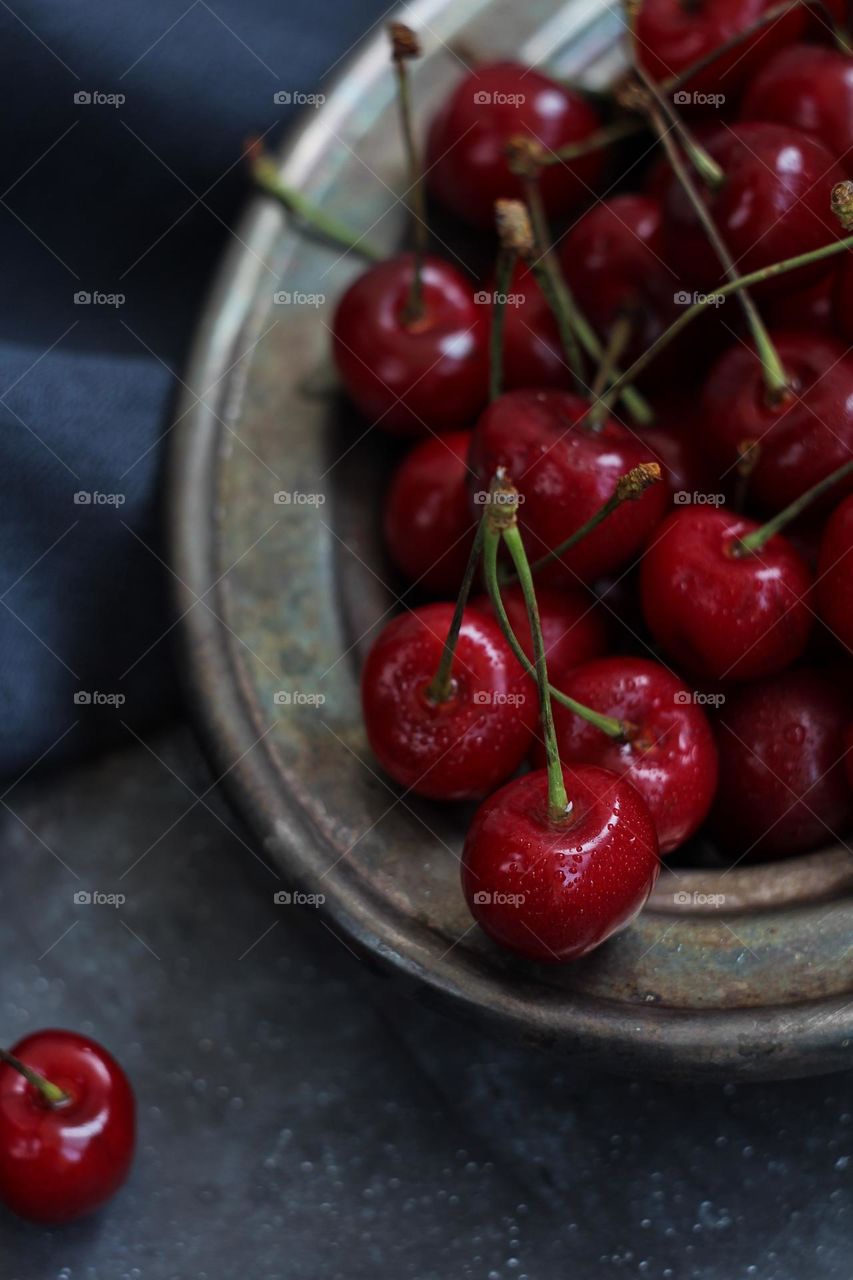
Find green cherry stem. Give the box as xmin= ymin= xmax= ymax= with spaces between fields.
xmin=541 ymin=116 xmax=646 ymax=167
xmin=247 ymin=138 xmax=383 ymax=263
xmin=734 ymin=457 xmax=853 ymax=556
xmin=587 ymin=312 xmax=634 ymax=429
xmin=0 ymin=1048 xmax=68 ymax=1107
xmin=389 ymin=23 xmax=428 ymax=324
xmin=490 ymin=247 xmax=516 ymax=402
xmin=424 ymin=518 xmax=485 ymax=703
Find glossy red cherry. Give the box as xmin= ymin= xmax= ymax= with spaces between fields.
xmin=495 ymin=260 xmax=571 ymax=391
xmin=469 ymin=389 xmax=667 ymax=584
xmin=425 ymin=61 xmax=603 ymax=231
xmin=0 ymin=1030 xmax=135 ymax=1223
xmin=741 ymin=45 xmax=853 ymax=177
xmin=472 ymin=581 xmax=608 ymax=687
xmin=361 ymin=603 xmax=535 ymax=800
xmin=640 ymin=505 xmax=813 ymax=682
xmin=537 ymin=656 xmax=718 ymax=854
xmin=635 ymin=0 xmax=806 ymax=101
xmin=712 ymin=668 xmax=853 ymax=859
xmin=331 ymin=253 xmax=488 ymax=437
xmin=661 ymin=124 xmax=844 ymax=296
xmin=701 ymin=332 xmax=853 ymax=511
xmin=461 ymin=763 xmax=659 ymax=963
xmin=816 ymin=494 xmax=853 ymax=652
xmin=383 ymin=431 xmax=475 ymax=593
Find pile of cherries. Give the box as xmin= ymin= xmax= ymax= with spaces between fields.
xmin=324 ymin=2 xmax=853 ymax=967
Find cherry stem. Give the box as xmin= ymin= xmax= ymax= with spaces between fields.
xmin=0 ymin=1048 xmax=68 ymax=1107
xmin=635 ymin=69 xmax=790 ymax=404
xmin=490 ymin=247 xmax=516 ymax=401
xmin=541 ymin=116 xmax=645 ymax=167
xmin=389 ymin=24 xmax=428 ymax=325
xmin=520 ymin=175 xmax=586 ymax=394
xmin=734 ymin=457 xmax=853 ymax=555
xmin=247 ymin=139 xmax=383 ymax=263
xmin=601 ymin=231 xmax=853 ymax=405
xmin=424 ymin=518 xmax=485 ymax=704
xmin=644 ymin=77 xmax=724 ymax=190
xmin=587 ymin=312 xmax=634 ymax=428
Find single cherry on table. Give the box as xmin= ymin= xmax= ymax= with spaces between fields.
xmin=0 ymin=1029 xmax=135 ymax=1223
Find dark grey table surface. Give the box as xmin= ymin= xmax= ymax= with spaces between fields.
xmin=0 ymin=725 xmax=850 ymax=1280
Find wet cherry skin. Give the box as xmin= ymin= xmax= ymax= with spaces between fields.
xmin=0 ymin=1030 xmax=135 ymax=1223
xmin=661 ymin=124 xmax=844 ymax=297
xmin=701 ymin=332 xmax=853 ymax=512
xmin=331 ymin=254 xmax=488 ymax=437
xmin=361 ymin=603 xmax=536 ymax=800
xmin=635 ymin=0 xmax=806 ymax=101
xmin=461 ymin=764 xmax=660 ymax=963
xmin=537 ymin=656 xmax=719 ymax=854
xmin=741 ymin=45 xmax=853 ymax=177
xmin=469 ymin=389 xmax=667 ymax=584
xmin=640 ymin=506 xmax=813 ymax=682
xmin=712 ymin=668 xmax=853 ymax=859
xmin=816 ymin=494 xmax=853 ymax=653
xmin=472 ymin=581 xmax=608 ymax=687
xmin=425 ymin=61 xmax=603 ymax=230
xmin=383 ymin=431 xmax=475 ymax=594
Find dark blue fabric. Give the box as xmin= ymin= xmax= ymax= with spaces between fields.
xmin=0 ymin=0 xmax=390 ymax=776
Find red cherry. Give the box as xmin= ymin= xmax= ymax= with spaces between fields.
xmin=712 ymin=668 xmax=853 ymax=859
xmin=661 ymin=124 xmax=844 ymax=296
xmin=741 ymin=45 xmax=853 ymax=176
xmin=383 ymin=431 xmax=475 ymax=594
xmin=638 ymin=396 xmax=715 ymax=499
xmin=834 ymin=254 xmax=853 ymax=343
xmin=765 ymin=270 xmax=837 ymax=336
xmin=816 ymin=494 xmax=853 ymax=652
xmin=425 ymin=62 xmax=603 ymax=231
xmin=701 ymin=332 xmax=853 ymax=511
xmin=461 ymin=764 xmax=659 ymax=963
xmin=0 ymin=1030 xmax=135 ymax=1223
xmin=640 ymin=505 xmax=813 ymax=681
xmin=331 ymin=254 xmax=488 ymax=437
xmin=469 ymin=390 xmax=667 ymax=584
xmin=495 ymin=260 xmax=571 ymax=391
xmin=360 ymin=603 xmax=535 ymax=800
xmin=635 ymin=0 xmax=806 ymax=101
xmin=471 ymin=581 xmax=608 ymax=687
xmin=537 ymin=656 xmax=719 ymax=854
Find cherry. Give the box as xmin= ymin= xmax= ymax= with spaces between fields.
xmin=361 ymin=602 xmax=535 ymax=800
xmin=536 ymin=656 xmax=718 ymax=854
xmin=468 ymin=389 xmax=667 ymax=584
xmin=635 ymin=0 xmax=806 ymax=102
xmin=494 ymin=259 xmax=571 ymax=391
xmin=383 ymin=430 xmax=475 ymax=593
xmin=638 ymin=396 xmax=714 ymax=499
xmin=461 ymin=763 xmax=659 ymax=962
xmin=0 ymin=1030 xmax=135 ymax=1223
xmin=640 ymin=505 xmax=813 ymax=682
xmin=816 ymin=493 xmax=853 ymax=652
xmin=701 ymin=331 xmax=853 ymax=511
xmin=660 ymin=124 xmax=844 ymax=297
xmin=472 ymin=582 xmax=607 ymax=687
xmin=425 ymin=61 xmax=603 ymax=231
xmin=741 ymin=44 xmax=853 ymax=177
xmin=712 ymin=667 xmax=853 ymax=859
xmin=834 ymin=252 xmax=853 ymax=342
xmin=331 ymin=253 xmax=488 ymax=437
xmin=765 ymin=270 xmax=837 ymax=336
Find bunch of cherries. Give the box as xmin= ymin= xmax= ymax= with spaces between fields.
xmin=264 ymin=2 xmax=853 ymax=966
